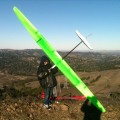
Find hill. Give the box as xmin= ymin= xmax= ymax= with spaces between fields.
xmin=0 ymin=49 xmax=120 ymax=119
xmin=0 ymin=49 xmax=120 ymax=75
xmin=0 ymin=69 xmax=120 ymax=120
xmin=0 ymin=49 xmax=120 ymax=96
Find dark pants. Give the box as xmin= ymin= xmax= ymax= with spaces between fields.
xmin=43 ymin=87 xmax=53 ymax=105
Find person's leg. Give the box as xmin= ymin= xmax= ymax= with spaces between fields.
xmin=43 ymin=88 xmax=50 ymax=105
xmin=49 ymin=87 xmax=53 ymax=98
xmin=53 ymin=86 xmax=57 ymax=98
xmin=43 ymin=88 xmax=52 ymax=110
xmin=48 ymin=87 xmax=55 ymax=105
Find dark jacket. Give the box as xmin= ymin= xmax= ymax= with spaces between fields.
xmin=81 ymin=99 xmax=102 ymax=120
xmin=37 ymin=56 xmax=58 ymax=89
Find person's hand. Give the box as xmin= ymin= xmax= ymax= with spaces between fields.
xmin=48 ymin=69 xmax=51 ymax=73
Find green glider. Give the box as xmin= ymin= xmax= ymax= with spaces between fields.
xmin=13 ymin=6 xmax=106 ymax=112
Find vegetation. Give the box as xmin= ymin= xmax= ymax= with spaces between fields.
xmin=0 ymin=85 xmax=42 ymax=100
xmin=90 ymin=75 xmax=101 ymax=83
xmin=0 ymin=49 xmax=120 ymax=76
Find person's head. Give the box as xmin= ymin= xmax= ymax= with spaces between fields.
xmin=44 ymin=59 xmax=49 ymax=65
xmin=40 ymin=55 xmax=50 ymax=66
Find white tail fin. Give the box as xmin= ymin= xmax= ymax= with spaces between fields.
xmin=76 ymin=30 xmax=93 ymax=50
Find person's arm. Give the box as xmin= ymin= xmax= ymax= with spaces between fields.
xmin=37 ymin=66 xmax=49 ymax=79
xmin=51 ymin=66 xmax=58 ymax=74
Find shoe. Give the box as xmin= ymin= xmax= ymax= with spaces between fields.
xmin=43 ymin=104 xmax=52 ymax=110
xmin=49 ymin=103 xmax=52 ymax=107
xmin=47 ymin=106 xmax=52 ymax=110
xmin=55 ymin=101 xmax=60 ymax=104
xmin=43 ymin=104 xmax=48 ymax=108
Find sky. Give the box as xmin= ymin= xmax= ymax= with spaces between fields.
xmin=0 ymin=0 xmax=120 ymax=51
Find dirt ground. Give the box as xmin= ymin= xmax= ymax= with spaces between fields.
xmin=0 ymin=95 xmax=120 ymax=120
xmin=0 ymin=69 xmax=120 ymax=120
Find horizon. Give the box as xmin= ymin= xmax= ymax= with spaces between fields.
xmin=0 ymin=48 xmax=120 ymax=52
xmin=0 ymin=0 xmax=120 ymax=51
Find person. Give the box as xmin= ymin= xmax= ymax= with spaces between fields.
xmin=81 ymin=98 xmax=102 ymax=120
xmin=37 ymin=55 xmax=58 ymax=110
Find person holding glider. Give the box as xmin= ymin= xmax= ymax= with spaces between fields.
xmin=81 ymin=98 xmax=102 ymax=120
xmin=37 ymin=55 xmax=58 ymax=109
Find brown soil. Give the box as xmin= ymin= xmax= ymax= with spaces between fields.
xmin=0 ymin=69 xmax=120 ymax=120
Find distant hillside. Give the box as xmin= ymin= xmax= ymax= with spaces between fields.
xmin=76 ymin=69 xmax=120 ymax=95
xmin=0 ymin=49 xmax=120 ymax=75
xmin=0 ymin=49 xmax=120 ymax=120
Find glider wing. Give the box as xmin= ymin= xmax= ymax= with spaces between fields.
xmin=13 ymin=7 xmax=105 ymax=112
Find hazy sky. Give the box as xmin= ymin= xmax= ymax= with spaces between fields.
xmin=0 ymin=0 xmax=120 ymax=51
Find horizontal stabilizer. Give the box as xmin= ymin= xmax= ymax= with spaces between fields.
xmin=76 ymin=30 xmax=93 ymax=50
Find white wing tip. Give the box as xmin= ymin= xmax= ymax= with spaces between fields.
xmin=76 ymin=30 xmax=93 ymax=50
xmin=75 ymin=30 xmax=79 ymax=34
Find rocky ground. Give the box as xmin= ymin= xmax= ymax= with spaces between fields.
xmin=0 ymin=95 xmax=120 ymax=120
xmin=0 ymin=69 xmax=120 ymax=120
